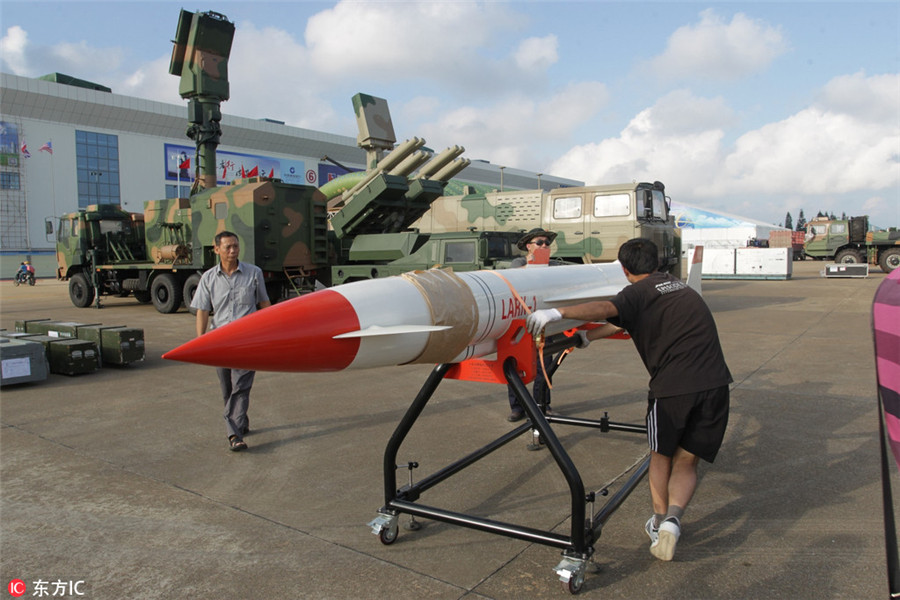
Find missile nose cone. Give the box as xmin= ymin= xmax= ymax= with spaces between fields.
xmin=163 ymin=289 xmax=361 ymax=372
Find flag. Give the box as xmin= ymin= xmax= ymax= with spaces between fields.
xmin=39 ymin=141 xmax=52 ymax=154
xmin=20 ymin=141 xmax=30 ymax=158
xmin=268 ymin=168 xmax=274 ymax=178
xmin=240 ymin=165 xmax=246 ymax=178
xmin=179 ymin=157 xmax=190 ymax=170
xmin=246 ymin=165 xmax=259 ymax=178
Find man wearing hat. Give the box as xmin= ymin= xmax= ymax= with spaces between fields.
xmin=506 ymin=228 xmax=558 ymax=421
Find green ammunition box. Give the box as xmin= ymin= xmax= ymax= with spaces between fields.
xmin=25 ymin=321 xmax=102 ymax=339
xmin=14 ymin=318 xmax=52 ymax=333
xmin=24 ymin=335 xmax=99 ymax=376
xmin=1 ymin=331 xmax=42 ymax=340
xmin=0 ymin=338 xmax=50 ymax=386
xmin=77 ymin=326 xmax=145 ymax=366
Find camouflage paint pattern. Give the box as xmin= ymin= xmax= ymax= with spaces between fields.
xmin=411 ymin=182 xmax=682 ymax=277
xmin=143 ymin=198 xmax=192 ymax=264
xmin=190 ymin=177 xmax=328 ymax=274
xmin=805 ymin=216 xmax=900 ymax=272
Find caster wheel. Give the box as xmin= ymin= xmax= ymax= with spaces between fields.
xmin=378 ymin=523 xmax=399 ymax=545
xmin=563 ymin=572 xmax=584 ymax=594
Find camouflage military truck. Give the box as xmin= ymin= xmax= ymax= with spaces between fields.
xmin=56 ymin=10 xmax=329 ymax=313
xmin=804 ymin=215 xmax=900 ymax=273
xmin=56 ymin=181 xmax=328 ymax=312
xmin=411 ymin=180 xmax=682 ymax=278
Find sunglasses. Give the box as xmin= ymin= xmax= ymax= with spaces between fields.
xmin=530 ymin=239 xmax=551 ymax=246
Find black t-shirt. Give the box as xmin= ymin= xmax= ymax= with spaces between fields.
xmin=609 ymin=272 xmax=732 ymax=398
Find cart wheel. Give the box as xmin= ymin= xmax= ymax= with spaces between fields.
xmin=563 ymin=571 xmax=584 ymax=594
xmin=378 ymin=522 xmax=399 ymax=545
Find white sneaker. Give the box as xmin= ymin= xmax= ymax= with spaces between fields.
xmin=650 ymin=518 xmax=681 ymax=561
xmin=644 ymin=516 xmax=659 ymax=544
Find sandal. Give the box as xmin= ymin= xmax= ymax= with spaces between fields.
xmin=229 ymin=436 xmax=248 ymax=452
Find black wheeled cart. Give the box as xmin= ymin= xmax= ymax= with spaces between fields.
xmin=369 ymin=332 xmax=649 ymax=594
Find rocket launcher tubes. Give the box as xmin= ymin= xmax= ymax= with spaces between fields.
xmin=163 ymin=263 xmax=630 ymax=373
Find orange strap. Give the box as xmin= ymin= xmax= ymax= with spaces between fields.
xmin=488 ymin=271 xmax=553 ymax=390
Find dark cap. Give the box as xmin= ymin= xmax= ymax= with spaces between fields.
xmin=516 ymin=228 xmax=557 ymax=251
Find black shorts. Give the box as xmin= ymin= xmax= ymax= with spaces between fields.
xmin=646 ymin=385 xmax=730 ymax=463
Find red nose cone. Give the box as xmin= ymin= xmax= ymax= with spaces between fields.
xmin=163 ymin=289 xmax=361 ymax=372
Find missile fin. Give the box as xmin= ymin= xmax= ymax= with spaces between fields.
xmin=334 ymin=324 xmax=452 ymax=339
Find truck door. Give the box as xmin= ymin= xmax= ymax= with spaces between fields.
xmin=546 ymin=192 xmax=589 ymax=261
xmin=586 ymin=191 xmax=632 ymax=263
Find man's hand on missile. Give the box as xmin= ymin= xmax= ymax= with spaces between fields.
xmin=526 ymin=308 xmax=562 ymax=336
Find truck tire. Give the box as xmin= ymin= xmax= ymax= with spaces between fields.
xmin=133 ymin=290 xmax=152 ymax=304
xmin=835 ymin=248 xmax=863 ymax=264
xmin=182 ymin=273 xmax=202 ymax=315
xmin=151 ymin=273 xmax=183 ymax=314
xmin=68 ymin=273 xmax=95 ymax=308
xmin=879 ymin=248 xmax=900 ymax=273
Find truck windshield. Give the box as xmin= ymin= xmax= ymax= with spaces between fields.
xmin=99 ymin=220 xmax=130 ymax=235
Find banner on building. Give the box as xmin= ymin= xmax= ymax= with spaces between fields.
xmin=164 ymin=143 xmax=306 ymax=187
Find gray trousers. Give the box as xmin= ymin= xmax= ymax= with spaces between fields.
xmin=217 ymin=367 xmax=255 ymax=439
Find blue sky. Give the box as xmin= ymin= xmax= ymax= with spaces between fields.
xmin=2 ymin=1 xmax=898 ymax=228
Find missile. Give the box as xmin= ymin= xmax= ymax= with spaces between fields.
xmin=342 ymin=137 xmax=426 ymax=201
xmin=387 ymin=150 xmax=432 ymax=177
xmin=415 ymin=145 xmax=465 ymax=180
xmin=429 ymin=157 xmax=471 ymax=182
xmin=162 ymin=263 xmax=630 ymax=373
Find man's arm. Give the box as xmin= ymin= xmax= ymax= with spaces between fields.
xmin=258 ymin=300 xmax=272 ymax=310
xmin=196 ymin=309 xmax=210 ymax=338
xmin=526 ymin=300 xmax=620 ymax=336
xmin=558 ymin=300 xmax=618 ymax=322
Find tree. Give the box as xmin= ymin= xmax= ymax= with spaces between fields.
xmin=796 ymin=209 xmax=807 ymax=232
xmin=784 ymin=212 xmax=793 ymax=230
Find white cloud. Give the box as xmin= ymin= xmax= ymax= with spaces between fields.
xmin=420 ymin=81 xmax=609 ymax=169
xmin=549 ymin=73 xmax=899 ymax=225
xmin=0 ymin=26 xmax=29 ymax=75
xmin=514 ymin=35 xmax=558 ymax=72
xmin=549 ymin=90 xmax=730 ymax=189
xmin=819 ymin=71 xmax=900 ymax=123
xmin=304 ymin=1 xmax=519 ymax=85
xmin=724 ymin=105 xmax=900 ymax=194
xmin=648 ymin=9 xmax=789 ymax=81
xmin=0 ymin=24 xmax=128 ymax=87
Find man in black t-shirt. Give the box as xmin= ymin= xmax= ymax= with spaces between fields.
xmin=526 ymin=238 xmax=731 ymax=562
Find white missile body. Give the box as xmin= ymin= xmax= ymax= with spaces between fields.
xmin=163 ymin=263 xmax=629 ymax=372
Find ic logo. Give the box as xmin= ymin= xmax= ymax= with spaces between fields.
xmin=8 ymin=579 xmax=26 ymax=597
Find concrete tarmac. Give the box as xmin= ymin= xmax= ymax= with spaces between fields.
xmin=1 ymin=260 xmax=895 ymax=599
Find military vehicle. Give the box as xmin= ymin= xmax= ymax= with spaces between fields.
xmin=56 ymin=9 xmax=681 ymax=313
xmin=804 ymin=215 xmax=900 ymax=273
xmin=411 ymin=181 xmax=682 ymax=277
xmin=55 ymin=12 xmax=483 ymax=312
xmin=55 ymin=10 xmax=330 ymax=312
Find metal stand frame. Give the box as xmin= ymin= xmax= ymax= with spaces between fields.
xmin=369 ymin=334 xmax=650 ymax=594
